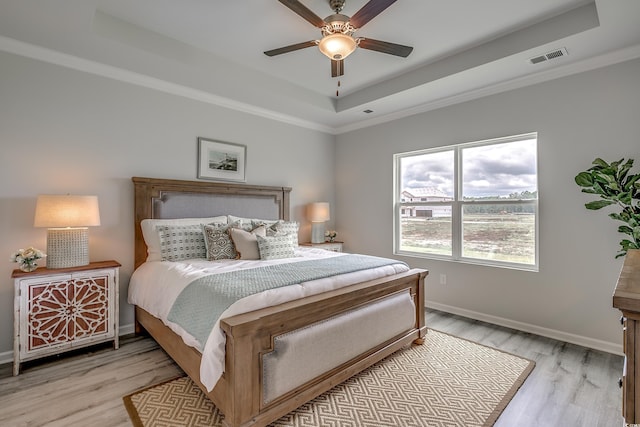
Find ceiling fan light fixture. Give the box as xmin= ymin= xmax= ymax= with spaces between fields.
xmin=318 ymin=33 xmax=357 ymax=60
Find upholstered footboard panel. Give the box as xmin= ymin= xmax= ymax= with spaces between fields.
xmin=261 ymin=291 xmax=416 ymax=404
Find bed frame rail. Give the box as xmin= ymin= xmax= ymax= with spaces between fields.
xmin=136 ymin=268 xmax=427 ymax=427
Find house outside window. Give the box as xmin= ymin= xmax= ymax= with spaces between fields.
xmin=393 ymin=133 xmax=538 ymax=271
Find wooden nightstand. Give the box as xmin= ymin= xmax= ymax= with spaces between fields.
xmin=300 ymin=241 xmax=343 ymax=252
xmin=12 ymin=260 xmax=120 ymax=375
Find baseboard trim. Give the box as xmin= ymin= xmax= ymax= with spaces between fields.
xmin=0 ymin=323 xmax=138 ymax=366
xmin=1 ymin=310 xmax=622 ymax=366
xmin=427 ymin=300 xmax=623 ymax=356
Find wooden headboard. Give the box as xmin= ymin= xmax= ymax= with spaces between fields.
xmin=132 ymin=177 xmax=292 ymax=269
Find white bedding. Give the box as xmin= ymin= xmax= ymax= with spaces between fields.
xmin=128 ymin=247 xmax=409 ymax=391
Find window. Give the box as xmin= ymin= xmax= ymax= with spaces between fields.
xmin=394 ymin=133 xmax=538 ymax=270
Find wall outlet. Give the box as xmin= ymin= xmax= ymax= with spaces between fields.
xmin=439 ymin=274 xmax=447 ymax=285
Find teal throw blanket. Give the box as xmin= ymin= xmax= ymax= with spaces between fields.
xmin=167 ymin=254 xmax=407 ymax=349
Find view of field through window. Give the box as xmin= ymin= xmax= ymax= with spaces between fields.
xmin=396 ymin=135 xmax=538 ymax=267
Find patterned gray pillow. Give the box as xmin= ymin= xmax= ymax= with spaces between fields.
xmin=265 ymin=221 xmax=299 ymax=245
xmin=256 ymin=234 xmax=296 ymax=260
xmin=157 ymin=224 xmax=208 ymax=261
xmin=202 ymin=222 xmax=237 ymax=260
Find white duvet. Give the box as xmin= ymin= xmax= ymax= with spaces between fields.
xmin=128 ymin=247 xmax=409 ymax=391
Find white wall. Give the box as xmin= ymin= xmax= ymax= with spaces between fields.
xmin=336 ymin=58 xmax=640 ymax=352
xmin=0 ymin=51 xmax=336 ymax=357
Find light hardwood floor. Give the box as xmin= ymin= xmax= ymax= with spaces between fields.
xmin=0 ymin=309 xmax=624 ymax=427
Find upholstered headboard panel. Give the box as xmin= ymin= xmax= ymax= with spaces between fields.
xmin=152 ymin=192 xmax=281 ymax=220
xmin=132 ymin=177 xmax=291 ymax=269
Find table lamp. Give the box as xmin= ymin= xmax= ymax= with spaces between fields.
xmin=34 ymin=195 xmax=101 ymax=268
xmin=307 ymin=202 xmax=330 ymax=244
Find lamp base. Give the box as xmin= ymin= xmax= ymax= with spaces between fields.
xmin=311 ymin=222 xmax=326 ymax=244
xmin=46 ymin=228 xmax=90 ymax=268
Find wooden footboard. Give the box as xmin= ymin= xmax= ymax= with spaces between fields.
xmin=136 ymin=268 xmax=427 ymax=427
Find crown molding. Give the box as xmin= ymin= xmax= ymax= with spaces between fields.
xmin=2 ymin=35 xmax=639 ymax=137
xmin=334 ymin=43 xmax=640 ymax=134
xmin=0 ymin=35 xmax=335 ymax=135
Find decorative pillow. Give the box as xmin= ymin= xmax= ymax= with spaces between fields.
xmin=141 ymin=216 xmax=227 ymax=262
xmin=267 ymin=221 xmax=300 ymax=245
xmin=202 ymin=222 xmax=241 ymax=260
xmin=157 ymin=224 xmax=208 ymax=261
xmin=229 ymin=215 xmax=279 ymax=228
xmin=229 ymin=226 xmax=266 ymax=260
xmin=251 ymin=219 xmax=280 ymax=230
xmin=256 ymin=234 xmax=296 ymax=260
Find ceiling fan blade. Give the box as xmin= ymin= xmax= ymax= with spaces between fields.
xmin=331 ymin=59 xmax=344 ymax=77
xmin=278 ymin=0 xmax=325 ymax=27
xmin=264 ymin=41 xmax=317 ymax=57
xmin=349 ymin=0 xmax=397 ymax=29
xmin=358 ymin=38 xmax=413 ymax=57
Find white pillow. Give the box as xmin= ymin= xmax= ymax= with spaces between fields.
xmin=229 ymin=226 xmax=267 ymax=260
xmin=141 ymin=216 xmax=227 ymax=262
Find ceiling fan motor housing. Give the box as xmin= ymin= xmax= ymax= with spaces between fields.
xmin=322 ymin=14 xmax=355 ymax=35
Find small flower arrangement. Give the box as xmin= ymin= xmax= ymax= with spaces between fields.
xmin=11 ymin=247 xmax=46 ymax=272
xmin=325 ymin=230 xmax=337 ymax=242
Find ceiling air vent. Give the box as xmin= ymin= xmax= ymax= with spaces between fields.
xmin=529 ymin=47 xmax=568 ymax=65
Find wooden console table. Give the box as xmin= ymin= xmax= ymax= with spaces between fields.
xmin=613 ymin=249 xmax=640 ymax=424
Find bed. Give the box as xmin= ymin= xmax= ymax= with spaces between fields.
xmin=130 ymin=176 xmax=428 ymax=427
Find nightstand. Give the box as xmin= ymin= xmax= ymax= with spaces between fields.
xmin=300 ymin=241 xmax=343 ymax=252
xmin=12 ymin=260 xmax=120 ymax=375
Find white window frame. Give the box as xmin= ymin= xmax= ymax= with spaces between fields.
xmin=393 ymin=133 xmax=539 ymax=271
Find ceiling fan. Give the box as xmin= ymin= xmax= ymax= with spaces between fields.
xmin=264 ymin=0 xmax=413 ymax=78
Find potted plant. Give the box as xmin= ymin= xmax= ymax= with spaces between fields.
xmin=575 ymin=158 xmax=640 ymax=258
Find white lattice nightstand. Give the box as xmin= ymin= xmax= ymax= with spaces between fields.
xmin=300 ymin=241 xmax=344 ymax=252
xmin=12 ymin=260 xmax=120 ymax=375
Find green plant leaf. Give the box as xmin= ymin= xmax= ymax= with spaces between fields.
xmin=592 ymin=181 xmax=608 ymax=196
xmin=619 ymin=225 xmax=634 ymax=235
xmin=586 ymin=200 xmax=615 ymax=210
xmin=624 ymin=174 xmax=640 ymax=191
xmin=581 ymin=188 xmax=599 ymax=194
xmin=575 ymin=172 xmax=593 ymax=187
xmin=619 ymin=159 xmax=634 ymax=182
xmin=592 ymin=158 xmax=610 ymax=168
xmin=621 ymin=239 xmax=636 ymax=250
xmin=619 ymin=192 xmax=632 ymax=204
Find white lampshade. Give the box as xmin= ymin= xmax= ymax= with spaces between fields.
xmin=34 ymin=195 xmax=101 ymax=268
xmin=318 ymin=33 xmax=357 ymax=60
xmin=308 ymin=202 xmax=330 ymax=243
xmin=34 ymin=195 xmax=101 ymax=227
xmin=307 ymin=202 xmax=330 ymax=223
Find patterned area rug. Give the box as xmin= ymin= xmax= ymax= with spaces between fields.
xmin=123 ymin=330 xmax=534 ymax=427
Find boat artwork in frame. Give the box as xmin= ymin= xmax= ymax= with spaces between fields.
xmin=197 ymin=137 xmax=246 ymax=182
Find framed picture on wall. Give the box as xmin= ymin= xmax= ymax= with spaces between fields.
xmin=197 ymin=137 xmax=246 ymax=182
